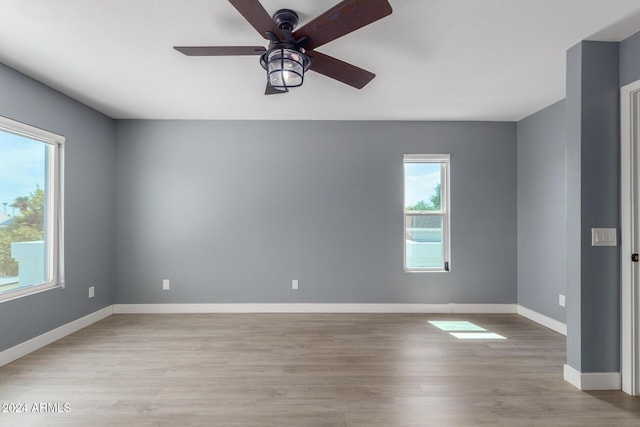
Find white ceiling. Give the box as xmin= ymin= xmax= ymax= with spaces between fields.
xmin=2 ymin=0 xmax=640 ymax=121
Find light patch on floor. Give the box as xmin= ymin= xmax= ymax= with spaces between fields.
xmin=428 ymin=320 xmax=487 ymax=331
xmin=449 ymin=332 xmax=506 ymax=340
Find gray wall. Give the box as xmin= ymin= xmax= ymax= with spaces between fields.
xmin=115 ymin=120 xmax=517 ymax=304
xmin=620 ymin=29 xmax=640 ymax=86
xmin=0 ymin=63 xmax=116 ymax=352
xmin=517 ymin=100 xmax=567 ymax=323
xmin=565 ymin=41 xmax=620 ymax=373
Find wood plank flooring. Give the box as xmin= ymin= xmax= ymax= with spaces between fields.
xmin=1 ymin=313 xmax=639 ymax=426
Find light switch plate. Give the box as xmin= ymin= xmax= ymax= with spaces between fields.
xmin=591 ymin=228 xmax=617 ymax=246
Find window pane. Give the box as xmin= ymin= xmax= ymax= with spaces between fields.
xmin=405 ymin=215 xmax=443 ymax=269
xmin=404 ymin=162 xmax=441 ymax=211
xmin=0 ymin=130 xmax=49 ymax=295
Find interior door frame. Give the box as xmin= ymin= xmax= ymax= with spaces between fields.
xmin=621 ymin=79 xmax=640 ymax=395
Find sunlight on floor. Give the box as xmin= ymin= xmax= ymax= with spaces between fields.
xmin=449 ymin=332 xmax=506 ymax=340
xmin=428 ymin=321 xmax=487 ymax=331
xmin=428 ymin=320 xmax=507 ymax=339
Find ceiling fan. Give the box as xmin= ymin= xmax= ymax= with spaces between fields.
xmin=174 ymin=0 xmax=393 ymax=95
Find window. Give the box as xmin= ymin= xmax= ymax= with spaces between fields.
xmin=0 ymin=116 xmax=63 ymax=302
xmin=404 ymin=154 xmax=450 ymax=271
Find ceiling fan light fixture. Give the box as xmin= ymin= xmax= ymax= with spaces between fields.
xmin=175 ymin=0 xmax=393 ymax=94
xmin=263 ymin=48 xmax=309 ymax=91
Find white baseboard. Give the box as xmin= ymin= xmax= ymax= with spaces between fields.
xmin=0 ymin=305 xmax=113 ymax=367
xmin=517 ymin=305 xmax=567 ymax=335
xmin=564 ymin=364 xmax=621 ymax=390
xmin=112 ymin=303 xmax=518 ymax=314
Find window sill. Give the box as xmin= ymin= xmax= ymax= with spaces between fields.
xmin=0 ymin=283 xmax=63 ymax=304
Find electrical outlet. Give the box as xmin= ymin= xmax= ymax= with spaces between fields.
xmin=292 ymin=279 xmax=299 ymax=290
xmin=163 ymin=279 xmax=170 ymax=290
xmin=559 ymin=294 xmax=565 ymax=307
xmin=88 ymin=286 xmax=95 ymax=299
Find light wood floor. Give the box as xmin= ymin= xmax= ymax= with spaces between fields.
xmin=1 ymin=313 xmax=640 ymax=426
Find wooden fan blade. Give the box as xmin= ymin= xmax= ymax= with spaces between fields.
xmin=307 ymin=51 xmax=375 ymax=89
xmin=174 ymin=46 xmax=266 ymax=56
xmin=228 ymin=0 xmax=283 ymax=40
xmin=293 ymin=0 xmax=392 ymax=51
xmin=265 ymin=83 xmax=288 ymax=95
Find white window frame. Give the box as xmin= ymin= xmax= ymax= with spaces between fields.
xmin=0 ymin=116 xmax=64 ymax=303
xmin=403 ymin=154 xmax=450 ymax=272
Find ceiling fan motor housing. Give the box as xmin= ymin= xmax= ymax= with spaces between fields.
xmin=273 ymin=9 xmax=299 ymax=31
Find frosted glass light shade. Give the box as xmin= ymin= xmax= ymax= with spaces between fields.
xmin=266 ymin=48 xmax=308 ymax=90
